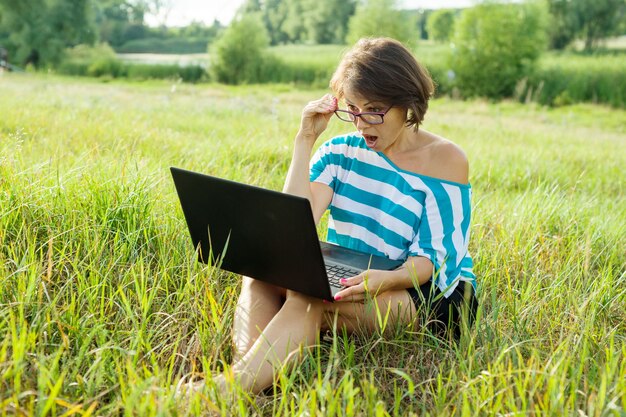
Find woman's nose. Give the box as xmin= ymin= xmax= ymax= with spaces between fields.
xmin=355 ymin=116 xmax=371 ymax=129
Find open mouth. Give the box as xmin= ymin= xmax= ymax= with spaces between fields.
xmin=362 ymin=134 xmax=378 ymax=147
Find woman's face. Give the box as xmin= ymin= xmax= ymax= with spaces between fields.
xmin=341 ymin=86 xmax=409 ymax=153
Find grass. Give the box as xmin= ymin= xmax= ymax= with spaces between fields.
xmin=0 ymin=73 xmax=625 ymax=416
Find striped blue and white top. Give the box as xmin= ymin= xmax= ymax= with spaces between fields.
xmin=310 ymin=133 xmax=475 ymax=297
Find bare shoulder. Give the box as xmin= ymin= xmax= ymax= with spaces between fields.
xmin=427 ymin=135 xmax=469 ymax=184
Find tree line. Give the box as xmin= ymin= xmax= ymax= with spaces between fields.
xmin=0 ymin=0 xmax=222 ymax=68
xmin=236 ymin=0 xmax=625 ymax=49
xmin=0 ymin=0 xmax=624 ymax=70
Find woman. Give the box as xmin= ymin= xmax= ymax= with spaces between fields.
xmin=180 ymin=37 xmax=477 ymax=395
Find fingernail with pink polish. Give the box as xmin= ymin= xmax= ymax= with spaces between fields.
xmin=340 ymin=278 xmax=347 ymax=284
xmin=334 ymin=295 xmax=342 ymax=301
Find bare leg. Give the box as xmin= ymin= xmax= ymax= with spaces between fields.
xmin=323 ymin=289 xmax=417 ymax=334
xmin=176 ymin=278 xmax=287 ymax=397
xmin=225 ymin=289 xmax=416 ymax=393
xmin=232 ymin=277 xmax=286 ymax=361
xmin=228 ymin=290 xmax=325 ymax=393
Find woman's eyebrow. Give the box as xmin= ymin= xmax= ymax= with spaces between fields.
xmin=345 ymin=99 xmax=380 ymax=108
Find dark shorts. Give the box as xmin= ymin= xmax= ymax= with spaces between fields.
xmin=406 ymin=280 xmax=478 ymax=339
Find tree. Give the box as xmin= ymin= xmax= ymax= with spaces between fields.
xmin=575 ymin=0 xmax=625 ymax=50
xmin=0 ymin=0 xmax=96 ymax=67
xmin=545 ymin=0 xmax=578 ymax=49
xmin=281 ymin=0 xmax=307 ymax=42
xmin=94 ymin=0 xmax=148 ymax=47
xmin=413 ymin=8 xmax=431 ymax=40
xmin=236 ymin=0 xmax=291 ymax=44
xmin=302 ymin=0 xmax=356 ymax=44
xmin=236 ymin=0 xmax=355 ymax=45
xmin=426 ymin=8 xmax=455 ymax=42
xmin=451 ymin=2 xmax=547 ymax=99
xmin=143 ymin=0 xmax=172 ymax=27
xmin=264 ymin=0 xmax=290 ymax=44
xmin=179 ymin=19 xmax=223 ymax=41
xmin=546 ymin=0 xmax=626 ymax=50
xmin=48 ymin=0 xmax=96 ymax=47
xmin=346 ymin=0 xmax=418 ymax=46
xmin=239 ymin=0 xmax=262 ymax=14
xmin=210 ymin=13 xmax=270 ymax=84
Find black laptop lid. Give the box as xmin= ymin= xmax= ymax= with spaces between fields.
xmin=170 ymin=167 xmax=333 ymax=300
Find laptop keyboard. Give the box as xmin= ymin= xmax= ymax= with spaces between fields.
xmin=325 ymin=263 xmax=360 ymax=288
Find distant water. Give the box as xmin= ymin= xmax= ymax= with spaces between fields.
xmin=117 ymin=53 xmax=209 ymax=67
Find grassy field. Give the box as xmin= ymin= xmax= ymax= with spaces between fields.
xmin=0 ymin=73 xmax=625 ymax=416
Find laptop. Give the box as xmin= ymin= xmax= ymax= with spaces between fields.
xmin=170 ymin=167 xmax=403 ymax=301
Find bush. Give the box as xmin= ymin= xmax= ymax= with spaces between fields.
xmin=450 ymin=2 xmax=547 ymax=99
xmin=57 ymin=43 xmax=119 ymax=76
xmin=57 ymin=43 xmax=125 ymax=78
xmin=88 ymin=57 xmax=126 ymax=78
xmin=210 ymin=14 xmax=271 ymax=84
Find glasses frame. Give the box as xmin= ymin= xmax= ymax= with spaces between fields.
xmin=334 ymin=105 xmax=393 ymax=125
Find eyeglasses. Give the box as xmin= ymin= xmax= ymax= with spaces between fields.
xmin=334 ymin=105 xmax=393 ymax=125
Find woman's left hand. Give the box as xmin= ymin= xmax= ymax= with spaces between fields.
xmin=333 ymin=269 xmax=398 ymax=302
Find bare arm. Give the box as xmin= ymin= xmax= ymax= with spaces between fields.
xmin=334 ymin=255 xmax=434 ymax=301
xmin=283 ymin=94 xmax=337 ymax=224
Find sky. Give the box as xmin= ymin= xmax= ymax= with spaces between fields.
xmin=146 ymin=0 xmax=476 ymax=27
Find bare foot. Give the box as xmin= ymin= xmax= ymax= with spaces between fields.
xmin=173 ymin=374 xmax=206 ymax=399
xmin=173 ymin=373 xmax=231 ymax=400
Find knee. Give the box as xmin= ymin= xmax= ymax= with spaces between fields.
xmin=241 ymin=276 xmax=286 ymax=297
xmin=371 ymin=290 xmax=415 ymax=320
xmin=242 ymin=276 xmax=265 ymax=290
xmin=283 ymin=290 xmax=325 ymax=318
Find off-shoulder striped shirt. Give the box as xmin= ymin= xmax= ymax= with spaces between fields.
xmin=310 ymin=133 xmax=475 ymax=297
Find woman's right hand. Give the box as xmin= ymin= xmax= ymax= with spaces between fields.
xmin=297 ymin=94 xmax=338 ymax=143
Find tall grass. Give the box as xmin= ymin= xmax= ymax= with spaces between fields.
xmin=522 ymin=53 xmax=626 ymax=108
xmin=261 ymin=45 xmax=348 ymax=88
xmin=0 ymin=74 xmax=625 ymax=415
